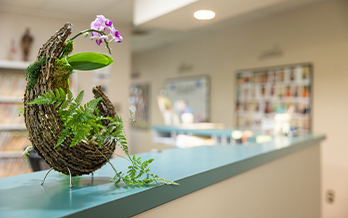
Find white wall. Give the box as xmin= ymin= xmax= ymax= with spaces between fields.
xmin=0 ymin=11 xmax=132 ymax=155
xmin=131 ymin=0 xmax=348 ymax=217
xmin=135 ymin=144 xmax=321 ymax=218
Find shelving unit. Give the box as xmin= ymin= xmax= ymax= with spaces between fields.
xmin=0 ymin=124 xmax=27 ymax=130
xmin=235 ymin=63 xmax=312 ymax=132
xmin=0 ymin=96 xmax=23 ymax=103
xmin=0 ymin=60 xmax=31 ymax=70
xmin=0 ymin=60 xmax=32 ymax=177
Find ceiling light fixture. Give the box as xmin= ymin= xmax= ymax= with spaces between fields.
xmin=194 ymin=10 xmax=215 ymax=20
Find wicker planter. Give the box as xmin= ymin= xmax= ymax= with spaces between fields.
xmin=23 ymin=23 xmax=116 ymax=177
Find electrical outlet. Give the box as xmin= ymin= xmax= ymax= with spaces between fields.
xmin=326 ymin=190 xmax=335 ymax=204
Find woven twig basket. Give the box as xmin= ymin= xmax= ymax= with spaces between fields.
xmin=23 ymin=23 xmax=116 ymax=176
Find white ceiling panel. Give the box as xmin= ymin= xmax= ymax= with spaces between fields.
xmin=0 ymin=0 xmax=47 ymax=8
xmin=135 ymin=0 xmax=287 ymax=31
xmin=41 ymin=0 xmax=119 ymax=15
xmin=134 ymin=0 xmax=198 ymax=26
xmin=0 ymin=0 xmax=134 ymax=25
xmin=103 ymin=0 xmax=134 ymax=26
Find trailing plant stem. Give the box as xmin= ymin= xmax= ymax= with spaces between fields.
xmin=97 ymin=149 xmax=118 ymax=174
xmin=106 ymin=148 xmax=133 ymax=163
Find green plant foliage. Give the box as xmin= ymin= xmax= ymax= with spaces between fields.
xmin=28 ymin=88 xmax=132 ymax=149
xmin=52 ymin=58 xmax=73 ymax=92
xmin=22 ymin=152 xmax=29 ymax=166
xmin=58 ymin=94 xmax=103 ymax=148
xmin=61 ymin=40 xmax=74 ymax=56
xmin=29 ymin=88 xmax=178 ymax=186
xmin=111 ymin=155 xmax=179 ymax=186
xmin=25 ymin=57 xmax=46 ymax=90
xmin=28 ymin=87 xmax=66 ymax=108
xmin=67 ymin=52 xmax=113 ymax=71
xmin=22 ymin=145 xmax=34 ymax=167
xmin=18 ymin=108 xmax=24 ymax=117
xmin=29 ymin=88 xmax=103 ymax=147
xmin=104 ymin=54 xmax=113 ymax=66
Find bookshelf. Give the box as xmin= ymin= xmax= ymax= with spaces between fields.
xmin=0 ymin=60 xmax=32 ymax=177
xmin=235 ymin=63 xmax=312 ymax=133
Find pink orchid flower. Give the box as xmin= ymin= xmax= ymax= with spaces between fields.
xmin=90 ymin=15 xmax=121 ymax=46
xmin=110 ymin=27 xmax=123 ymax=43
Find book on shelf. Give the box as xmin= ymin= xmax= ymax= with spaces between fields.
xmin=0 ymin=103 xmax=25 ymax=124
xmin=0 ymin=157 xmax=32 ymax=178
xmin=0 ymin=61 xmax=36 ymax=178
xmin=0 ymin=131 xmax=30 ymax=152
xmin=0 ymin=72 xmax=26 ymax=98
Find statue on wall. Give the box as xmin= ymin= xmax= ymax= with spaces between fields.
xmin=21 ymin=28 xmax=34 ymax=61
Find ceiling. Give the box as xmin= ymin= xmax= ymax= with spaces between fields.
xmin=0 ymin=0 xmax=328 ymax=53
xmin=0 ymin=0 xmax=134 ymax=26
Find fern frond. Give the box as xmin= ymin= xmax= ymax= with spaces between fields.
xmin=30 ymin=88 xmax=130 ymax=157
xmin=67 ymin=89 xmax=73 ymax=102
xmin=28 ymin=88 xmax=67 ymax=108
xmin=59 ymin=88 xmax=66 ymax=100
xmin=59 ymin=101 xmax=69 ymax=111
xmin=55 ymin=89 xmax=61 ymax=99
xmin=29 ymin=86 xmax=176 ymax=186
xmin=153 ymin=177 xmax=179 ymax=186
xmin=28 ymin=92 xmax=57 ymax=105
xmin=55 ymin=127 xmax=71 ymax=148
xmin=75 ymin=90 xmax=84 ymax=106
xmin=49 ymin=90 xmax=55 ymax=98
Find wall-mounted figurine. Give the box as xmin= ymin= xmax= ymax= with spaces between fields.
xmin=21 ymin=28 xmax=34 ymax=61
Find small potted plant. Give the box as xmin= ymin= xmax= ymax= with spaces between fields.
xmin=21 ymin=15 xmax=177 ymax=187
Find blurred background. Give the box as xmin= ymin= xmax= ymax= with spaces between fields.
xmin=0 ymin=0 xmax=348 ymax=217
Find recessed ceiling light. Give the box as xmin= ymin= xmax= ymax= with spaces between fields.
xmin=194 ymin=10 xmax=215 ymax=20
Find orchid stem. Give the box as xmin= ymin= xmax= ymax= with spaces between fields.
xmin=69 ymin=29 xmax=112 ymax=54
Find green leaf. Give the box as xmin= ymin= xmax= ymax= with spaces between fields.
xmin=55 ymin=89 xmax=60 ymax=99
xmin=23 ymin=152 xmax=29 ymax=166
xmin=60 ymin=101 xmax=68 ymax=110
xmin=104 ymin=54 xmax=114 ymax=66
xmin=18 ymin=108 xmax=24 ymax=117
xmin=67 ymin=52 xmax=113 ymax=71
xmin=55 ymin=137 xmax=66 ymax=148
xmin=75 ymin=90 xmax=84 ymax=106
xmin=59 ymin=88 xmax=66 ymax=100
xmin=50 ymin=90 xmax=55 ymax=98
xmin=28 ymin=93 xmax=56 ymax=105
xmin=68 ymin=89 xmax=73 ymax=102
xmin=55 ymin=100 xmax=63 ymax=108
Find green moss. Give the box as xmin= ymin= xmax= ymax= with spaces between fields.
xmin=62 ymin=40 xmax=74 ymax=57
xmin=26 ymin=57 xmax=46 ymax=90
xmin=52 ymin=58 xmax=73 ymax=92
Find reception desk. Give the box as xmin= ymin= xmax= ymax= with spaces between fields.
xmin=0 ymin=133 xmax=325 ymax=218
xmin=152 ymin=125 xmax=266 ymax=146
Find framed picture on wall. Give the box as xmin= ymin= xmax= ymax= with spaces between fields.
xmin=164 ymin=75 xmax=210 ymax=123
xmin=129 ymin=83 xmax=150 ymax=129
xmin=235 ymin=63 xmax=312 ymax=133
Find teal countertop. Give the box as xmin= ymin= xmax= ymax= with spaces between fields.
xmin=152 ymin=125 xmax=265 ymax=137
xmin=0 ymin=134 xmax=325 ymax=218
